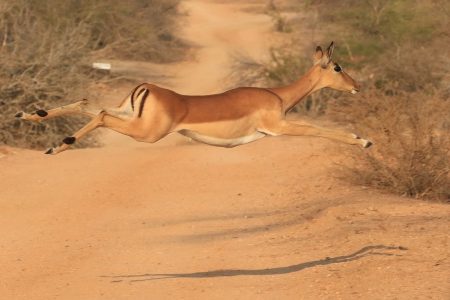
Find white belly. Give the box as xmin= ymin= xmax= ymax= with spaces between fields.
xmin=179 ymin=130 xmax=266 ymax=147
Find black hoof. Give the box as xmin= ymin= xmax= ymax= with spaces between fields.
xmin=63 ymin=136 xmax=76 ymax=145
xmin=36 ymin=110 xmax=48 ymax=117
xmin=15 ymin=112 xmax=23 ymax=118
xmin=44 ymin=148 xmax=54 ymax=155
xmin=364 ymin=141 xmax=373 ymax=148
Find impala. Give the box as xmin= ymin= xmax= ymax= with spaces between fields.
xmin=15 ymin=42 xmax=372 ymax=155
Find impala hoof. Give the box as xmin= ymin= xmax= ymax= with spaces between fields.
xmin=15 ymin=112 xmax=23 ymax=118
xmin=363 ymin=140 xmax=373 ymax=148
xmin=44 ymin=148 xmax=54 ymax=155
xmin=35 ymin=110 xmax=48 ymax=117
xmin=63 ymin=136 xmax=76 ymax=145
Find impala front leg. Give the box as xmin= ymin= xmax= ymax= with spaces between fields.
xmin=266 ymin=120 xmax=373 ymax=148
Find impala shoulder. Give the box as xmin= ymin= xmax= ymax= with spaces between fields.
xmin=224 ymin=87 xmax=251 ymax=95
xmin=261 ymin=88 xmax=283 ymax=103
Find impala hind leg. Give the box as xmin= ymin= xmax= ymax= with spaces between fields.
xmin=264 ymin=120 xmax=373 ymax=148
xmin=45 ymin=111 xmax=107 ymax=155
xmin=46 ymin=112 xmax=149 ymax=155
xmin=15 ymin=99 xmax=101 ymax=122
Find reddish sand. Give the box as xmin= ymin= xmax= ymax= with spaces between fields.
xmin=1 ymin=1 xmax=449 ymax=299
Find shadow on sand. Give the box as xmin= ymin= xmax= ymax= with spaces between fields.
xmin=103 ymin=245 xmax=407 ymax=283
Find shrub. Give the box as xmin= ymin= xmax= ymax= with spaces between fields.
xmin=255 ymin=0 xmax=450 ymax=200
xmin=330 ymin=87 xmax=450 ymax=201
xmin=265 ymin=1 xmax=291 ymax=33
xmin=0 ymin=0 xmax=184 ymax=149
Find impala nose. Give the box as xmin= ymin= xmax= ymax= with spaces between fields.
xmin=351 ymin=82 xmax=360 ymax=94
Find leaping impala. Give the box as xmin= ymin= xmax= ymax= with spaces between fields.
xmin=15 ymin=42 xmax=372 ymax=155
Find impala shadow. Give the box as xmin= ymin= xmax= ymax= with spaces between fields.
xmin=105 ymin=245 xmax=406 ymax=283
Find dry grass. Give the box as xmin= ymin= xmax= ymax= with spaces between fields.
xmin=265 ymin=0 xmax=291 ymax=33
xmin=330 ymin=87 xmax=450 ymax=201
xmin=0 ymin=0 xmax=184 ymax=149
xmin=249 ymin=0 xmax=450 ymax=201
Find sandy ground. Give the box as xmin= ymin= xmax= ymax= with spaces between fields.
xmin=1 ymin=1 xmax=449 ymax=299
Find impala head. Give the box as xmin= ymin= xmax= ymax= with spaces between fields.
xmin=313 ymin=41 xmax=360 ymax=94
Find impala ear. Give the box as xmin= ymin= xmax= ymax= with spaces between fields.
xmin=314 ymin=43 xmax=334 ymax=68
xmin=326 ymin=41 xmax=335 ymax=60
xmin=313 ymin=46 xmax=324 ymax=65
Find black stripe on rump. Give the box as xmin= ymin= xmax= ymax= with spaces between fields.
xmin=130 ymin=84 xmax=145 ymax=111
xmin=138 ymin=89 xmax=150 ymax=118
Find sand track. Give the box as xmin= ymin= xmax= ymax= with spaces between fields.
xmin=1 ymin=1 xmax=449 ymax=299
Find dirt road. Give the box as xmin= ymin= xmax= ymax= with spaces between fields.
xmin=1 ymin=1 xmax=449 ymax=299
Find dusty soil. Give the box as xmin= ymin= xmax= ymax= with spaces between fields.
xmin=1 ymin=1 xmax=449 ymax=299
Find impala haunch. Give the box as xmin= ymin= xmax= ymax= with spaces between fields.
xmin=16 ymin=42 xmax=372 ymax=155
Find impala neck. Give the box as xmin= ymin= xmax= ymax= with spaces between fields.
xmin=271 ymin=64 xmax=323 ymax=113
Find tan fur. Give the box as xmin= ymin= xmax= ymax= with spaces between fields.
xmin=17 ymin=42 xmax=372 ymax=155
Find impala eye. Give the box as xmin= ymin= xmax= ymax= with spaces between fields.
xmin=334 ymin=64 xmax=342 ymax=72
